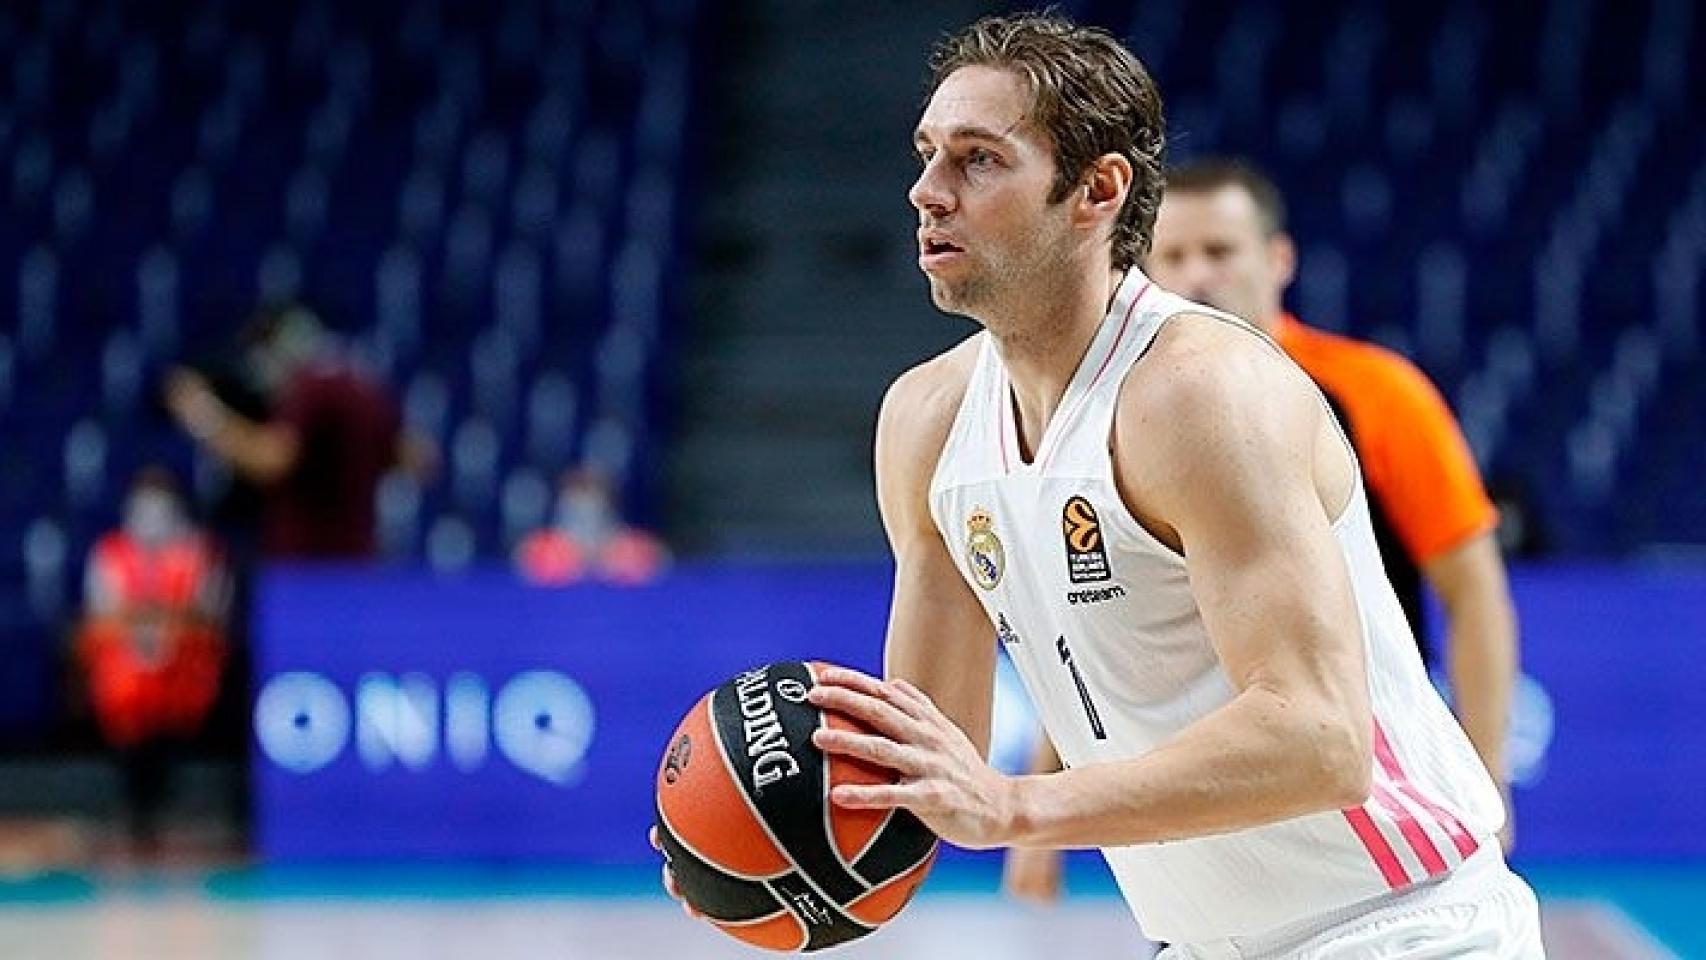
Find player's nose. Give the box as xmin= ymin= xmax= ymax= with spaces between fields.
xmin=909 ymin=160 xmax=954 ymax=217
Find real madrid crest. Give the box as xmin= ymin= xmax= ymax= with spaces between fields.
xmin=965 ymin=506 xmax=1005 ymax=590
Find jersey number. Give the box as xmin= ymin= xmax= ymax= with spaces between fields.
xmin=1056 ymin=636 xmax=1107 ymax=740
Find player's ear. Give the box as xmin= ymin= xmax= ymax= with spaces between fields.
xmin=1077 ymin=153 xmax=1132 ymax=224
xmin=1270 ymin=231 xmax=1298 ymax=290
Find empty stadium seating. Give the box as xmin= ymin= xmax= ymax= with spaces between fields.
xmin=0 ymin=0 xmax=1701 ymax=736
xmin=0 ymin=0 xmax=703 ymax=737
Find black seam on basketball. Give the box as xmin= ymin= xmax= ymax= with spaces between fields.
xmin=704 ymin=674 xmax=854 ymax=925
xmin=748 ymin=883 xmax=814 ymax=952
xmin=654 ymin=796 xmax=787 ymax=883
xmin=768 ymin=872 xmax=874 ymax=952
xmin=806 ymin=661 xmax=874 ymax=889
xmin=715 ymin=662 xmax=871 ymax=904
xmin=845 ymin=852 xmax=930 ymax=912
xmin=654 ymin=810 xmax=787 ymax=922
xmin=851 ymin=809 xmax=938 ymax=887
xmin=846 ymin=807 xmax=898 ymax=869
xmin=710 ymin=907 xmax=791 ymax=927
xmin=885 ymin=830 xmax=938 ymax=878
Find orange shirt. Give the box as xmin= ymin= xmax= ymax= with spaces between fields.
xmin=1274 ymin=313 xmax=1497 ymax=565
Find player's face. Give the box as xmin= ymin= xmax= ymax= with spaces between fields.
xmin=1146 ymin=186 xmax=1291 ymax=330
xmin=909 ymin=66 xmax=1073 ymax=317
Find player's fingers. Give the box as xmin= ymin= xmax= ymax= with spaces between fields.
xmin=808 ymin=683 xmax=917 ymax=740
xmin=648 ymin=826 xmax=661 ymax=851
xmin=812 ymin=727 xmax=923 ymax=775
xmin=829 ymin=781 xmax=912 ymax=810
xmin=809 ymin=665 xmax=886 ymax=697
xmin=813 ymin=669 xmax=933 ymax=725
xmin=661 ymin=864 xmax=702 ymax=918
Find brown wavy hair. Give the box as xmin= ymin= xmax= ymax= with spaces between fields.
xmin=928 ymin=12 xmax=1166 ymax=268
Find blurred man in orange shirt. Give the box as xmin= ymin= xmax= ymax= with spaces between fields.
xmin=1004 ymin=158 xmax=1519 ymax=901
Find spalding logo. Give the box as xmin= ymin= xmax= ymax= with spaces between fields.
xmin=735 ymin=667 xmax=803 ymax=791
xmin=776 ymin=678 xmax=809 ymax=704
xmin=663 ymin=733 xmax=692 ymax=784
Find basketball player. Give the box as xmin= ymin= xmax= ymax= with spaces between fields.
xmin=1004 ymin=159 xmax=1521 ymax=903
xmin=798 ymin=13 xmax=1543 ymax=956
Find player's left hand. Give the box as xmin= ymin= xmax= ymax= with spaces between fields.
xmin=808 ymin=665 xmax=1017 ymax=850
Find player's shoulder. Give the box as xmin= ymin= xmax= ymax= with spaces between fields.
xmin=1122 ymin=311 xmax=1307 ymax=420
xmin=875 ymin=333 xmax=983 ymax=519
xmin=878 ymin=332 xmax=982 ymax=446
xmin=1111 ymin=314 xmax=1324 ymax=521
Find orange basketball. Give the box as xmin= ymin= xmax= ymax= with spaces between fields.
xmin=654 ymin=660 xmax=938 ymax=952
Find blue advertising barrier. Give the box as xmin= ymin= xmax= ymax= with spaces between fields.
xmin=254 ymin=562 xmax=1706 ymax=862
xmin=253 ymin=564 xmax=892 ymax=861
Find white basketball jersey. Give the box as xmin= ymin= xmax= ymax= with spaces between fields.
xmin=928 ymin=269 xmax=1506 ymax=945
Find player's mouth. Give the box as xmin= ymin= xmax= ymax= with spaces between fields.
xmin=918 ymin=232 xmax=966 ymax=270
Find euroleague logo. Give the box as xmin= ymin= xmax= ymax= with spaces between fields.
xmin=663 ymin=733 xmax=692 ymax=784
xmin=1063 ymin=496 xmax=1112 ymax=584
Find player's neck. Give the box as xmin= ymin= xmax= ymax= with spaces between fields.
xmin=988 ymin=266 xmax=1126 ymax=456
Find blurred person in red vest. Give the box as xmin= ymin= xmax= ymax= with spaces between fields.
xmin=76 ymin=466 xmax=228 ymax=850
xmin=516 ymin=467 xmax=668 ymax=585
xmin=164 ymin=303 xmax=428 ymax=560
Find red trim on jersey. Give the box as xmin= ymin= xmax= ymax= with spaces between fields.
xmin=1082 ymin=280 xmax=1152 ymax=395
xmin=1037 ymin=279 xmax=1152 ymax=472
xmin=1372 ymin=780 xmax=1449 ymax=877
xmin=1374 ymin=721 xmax=1481 ymax=860
xmin=1340 ymin=807 xmax=1409 ymax=889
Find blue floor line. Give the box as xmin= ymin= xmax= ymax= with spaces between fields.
xmin=1522 ymin=863 xmax=1706 ymax=956
xmin=0 ymin=871 xmax=96 ymax=905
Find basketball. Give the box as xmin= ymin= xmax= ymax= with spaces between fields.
xmin=654 ymin=660 xmax=939 ymax=952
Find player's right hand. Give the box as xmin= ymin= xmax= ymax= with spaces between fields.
xmin=1001 ymin=846 xmax=1064 ymax=904
xmin=649 ymin=825 xmax=702 ymax=918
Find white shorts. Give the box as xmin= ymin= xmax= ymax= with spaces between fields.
xmin=1158 ymin=848 xmax=1545 ymax=959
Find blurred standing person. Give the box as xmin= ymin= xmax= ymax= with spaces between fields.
xmin=516 ymin=466 xmax=670 ymax=585
xmin=1003 ymin=158 xmax=1521 ymax=902
xmin=165 ymin=304 xmax=412 ymax=560
xmin=76 ymin=467 xmax=228 ymax=851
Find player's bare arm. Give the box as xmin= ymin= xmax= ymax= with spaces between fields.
xmin=869 ymin=339 xmax=998 ymax=755
xmin=1426 ymin=530 xmax=1519 ymax=849
xmin=1425 ymin=533 xmax=1517 ymax=782
xmin=812 ymin=317 xmax=1376 ymax=849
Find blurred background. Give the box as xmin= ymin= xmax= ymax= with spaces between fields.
xmin=0 ymin=0 xmax=1702 ymax=957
